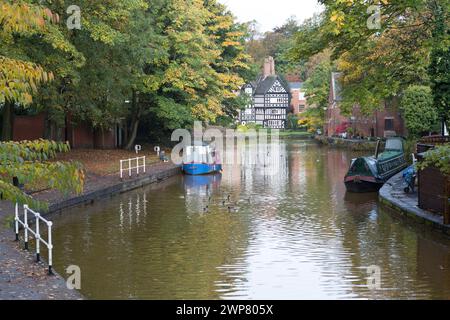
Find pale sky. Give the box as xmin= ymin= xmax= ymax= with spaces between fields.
xmin=219 ymin=0 xmax=324 ymax=32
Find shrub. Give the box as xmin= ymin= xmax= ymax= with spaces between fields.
xmin=400 ymin=85 xmax=439 ymax=137
xmin=417 ymin=144 xmax=450 ymax=175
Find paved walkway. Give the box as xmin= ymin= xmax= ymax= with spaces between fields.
xmin=0 ymin=162 xmax=180 ymax=299
xmin=379 ymin=171 xmax=450 ymax=236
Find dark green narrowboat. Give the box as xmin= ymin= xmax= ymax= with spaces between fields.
xmin=344 ymin=137 xmax=408 ymax=193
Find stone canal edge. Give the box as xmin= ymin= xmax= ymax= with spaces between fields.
xmin=0 ymin=163 xmax=181 ymax=300
xmin=379 ymin=171 xmax=450 ymax=236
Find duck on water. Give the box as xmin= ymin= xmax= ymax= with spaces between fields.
xmin=344 ymin=136 xmax=408 ymax=193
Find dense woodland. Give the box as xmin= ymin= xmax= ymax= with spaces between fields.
xmin=0 ymin=0 xmax=256 ymax=148
xmin=1 ymin=0 xmax=448 ymax=146
xmin=248 ymin=0 xmax=448 ymax=135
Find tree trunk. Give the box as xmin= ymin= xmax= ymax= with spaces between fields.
xmin=1 ymin=100 xmax=13 ymax=141
xmin=125 ymin=118 xmax=140 ymax=150
xmin=124 ymin=90 xmax=142 ymax=150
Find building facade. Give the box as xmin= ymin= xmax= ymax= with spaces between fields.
xmin=240 ymin=57 xmax=290 ymax=129
xmin=10 ymin=112 xmax=119 ymax=149
xmin=288 ymin=80 xmax=307 ymax=115
xmin=324 ymin=72 xmax=406 ymax=138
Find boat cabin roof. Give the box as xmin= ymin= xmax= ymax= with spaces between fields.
xmin=185 ymin=145 xmax=217 ymax=156
xmin=385 ymin=137 xmax=404 ymax=152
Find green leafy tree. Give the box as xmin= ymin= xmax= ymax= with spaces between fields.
xmin=400 ymin=85 xmax=438 ymax=137
xmin=303 ymin=60 xmax=332 ymax=111
xmin=0 ymin=1 xmax=61 ymax=140
xmin=0 ymin=140 xmax=84 ymax=209
xmin=124 ymin=0 xmax=250 ymax=147
xmin=246 ymin=16 xmax=305 ymax=78
xmin=428 ymin=0 xmax=450 ymax=129
xmin=289 ymin=0 xmax=448 ymax=117
xmin=0 ymin=2 xmax=85 ymax=208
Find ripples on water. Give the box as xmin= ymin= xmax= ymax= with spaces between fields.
xmin=47 ymin=141 xmax=450 ymax=299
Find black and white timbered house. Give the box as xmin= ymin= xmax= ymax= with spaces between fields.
xmin=240 ymin=57 xmax=290 ymax=129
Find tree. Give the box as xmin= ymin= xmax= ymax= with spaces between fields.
xmin=0 ymin=2 xmax=85 ymax=208
xmin=0 ymin=140 xmax=84 ymax=209
xmin=246 ymin=16 xmax=304 ymax=77
xmin=26 ymin=0 xmax=148 ymax=145
xmin=298 ymin=108 xmax=324 ymax=133
xmin=428 ymin=0 xmax=450 ymax=129
xmin=289 ymin=0 xmax=449 ymax=117
xmin=400 ymin=85 xmax=438 ymax=136
xmin=122 ymin=0 xmax=250 ymax=148
xmin=2 ymin=0 xmax=252 ymax=149
xmin=0 ymin=1 xmax=60 ymax=140
xmin=303 ymin=59 xmax=332 ymax=111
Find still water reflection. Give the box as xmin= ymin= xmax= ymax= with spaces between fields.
xmin=49 ymin=141 xmax=450 ymax=299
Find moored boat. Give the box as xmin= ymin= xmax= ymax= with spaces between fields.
xmin=182 ymin=144 xmax=222 ymax=175
xmin=344 ymin=137 xmax=408 ymax=193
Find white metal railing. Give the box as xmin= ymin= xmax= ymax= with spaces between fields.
xmin=14 ymin=203 xmax=53 ymax=275
xmin=120 ymin=156 xmax=146 ymax=179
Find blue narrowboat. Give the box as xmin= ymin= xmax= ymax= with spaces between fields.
xmin=182 ymin=145 xmax=222 ymax=175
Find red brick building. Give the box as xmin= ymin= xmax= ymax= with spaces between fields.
xmin=11 ymin=112 xmax=120 ymax=149
xmin=324 ymin=72 xmax=406 ymax=138
xmin=286 ymin=75 xmax=307 ymax=115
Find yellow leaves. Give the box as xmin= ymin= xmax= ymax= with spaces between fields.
xmin=329 ymin=10 xmax=345 ymax=34
xmin=143 ymin=75 xmax=162 ymax=92
xmin=211 ymin=16 xmax=233 ymax=31
xmin=0 ymin=139 xmax=85 ymax=208
xmin=222 ymin=40 xmax=241 ymax=47
xmin=0 ymin=56 xmax=53 ymax=105
xmin=191 ymin=96 xmax=223 ymax=123
xmin=337 ymin=52 xmax=364 ymax=84
xmin=0 ymin=2 xmax=56 ymax=36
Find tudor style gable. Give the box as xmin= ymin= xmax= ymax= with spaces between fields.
xmin=268 ymin=80 xmax=287 ymax=93
xmin=239 ymin=57 xmax=290 ymax=129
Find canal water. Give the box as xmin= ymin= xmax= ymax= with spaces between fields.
xmin=49 ymin=140 xmax=450 ymax=299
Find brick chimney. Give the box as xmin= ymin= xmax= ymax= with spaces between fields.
xmin=263 ymin=56 xmax=275 ymax=78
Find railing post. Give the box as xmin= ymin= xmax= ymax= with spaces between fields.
xmin=35 ymin=213 xmax=40 ymax=262
xmin=137 ymin=157 xmax=140 ymax=176
xmin=14 ymin=203 xmax=19 ymax=241
xmin=129 ymin=158 xmax=132 ymax=177
xmin=143 ymin=156 xmax=146 ymax=173
xmin=120 ymin=160 xmax=123 ymax=179
xmin=23 ymin=205 xmax=29 ymax=251
xmin=47 ymin=221 xmax=53 ymax=275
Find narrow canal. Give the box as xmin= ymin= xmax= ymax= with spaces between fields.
xmin=49 ymin=140 xmax=450 ymax=299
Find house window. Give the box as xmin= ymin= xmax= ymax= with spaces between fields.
xmin=385 ymin=118 xmax=394 ymax=131
xmin=299 ymin=92 xmax=305 ymax=100
xmin=298 ymin=104 xmax=305 ymax=111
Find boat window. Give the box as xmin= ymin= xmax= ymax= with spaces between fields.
xmin=385 ymin=138 xmax=403 ymax=151
xmin=183 ymin=146 xmax=194 ymax=163
xmin=183 ymin=146 xmax=215 ymax=164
